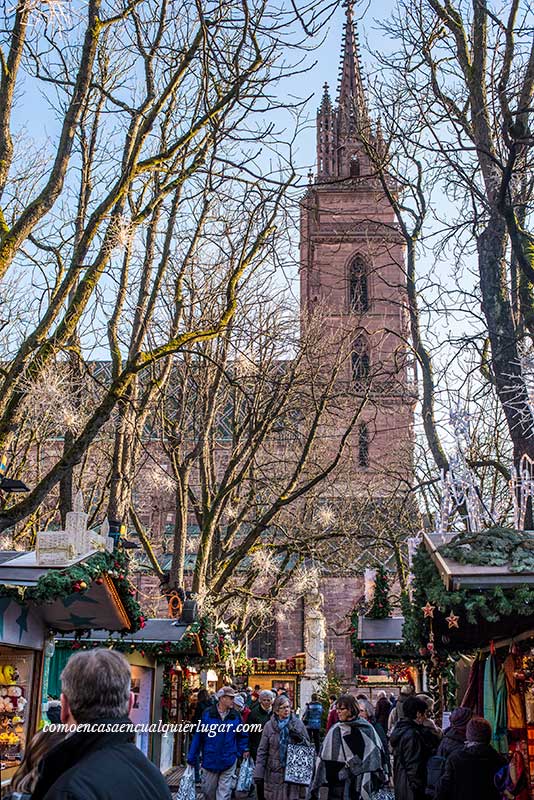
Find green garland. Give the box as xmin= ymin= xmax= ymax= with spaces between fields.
xmin=0 ymin=550 xmax=143 ymax=633
xmin=441 ymin=527 xmax=534 ymax=571
xmin=404 ymin=545 xmax=534 ymax=652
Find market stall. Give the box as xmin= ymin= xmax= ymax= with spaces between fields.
xmin=350 ymin=616 xmax=420 ymax=696
xmin=0 ymin=547 xmax=141 ymax=789
xmin=242 ymin=655 xmax=306 ymax=708
xmin=51 ymin=618 xmax=206 ymax=771
xmin=404 ymin=528 xmax=534 ymax=797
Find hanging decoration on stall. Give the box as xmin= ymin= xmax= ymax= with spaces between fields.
xmin=445 ymin=611 xmax=460 ymax=629
xmin=167 ymin=591 xmax=184 ymax=619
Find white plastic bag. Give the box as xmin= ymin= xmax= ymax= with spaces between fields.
xmin=176 ymin=764 xmax=196 ymax=800
xmin=236 ymin=757 xmax=255 ymax=793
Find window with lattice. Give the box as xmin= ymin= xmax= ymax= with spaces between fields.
xmin=350 ymin=155 xmax=360 ymax=177
xmin=349 ymin=255 xmax=369 ymax=312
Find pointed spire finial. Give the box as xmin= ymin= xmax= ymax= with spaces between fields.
xmin=337 ymin=0 xmax=370 ymax=136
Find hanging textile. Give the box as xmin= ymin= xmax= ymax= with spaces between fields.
xmin=47 ymin=649 xmax=73 ymax=699
xmin=504 ymin=653 xmax=527 ymax=729
xmin=484 ymin=650 xmax=497 ymax=734
xmin=494 ymin=666 xmax=509 ymax=754
xmin=462 ymin=651 xmax=485 ymax=715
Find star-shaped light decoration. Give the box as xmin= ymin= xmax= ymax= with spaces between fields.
xmin=422 ymin=602 xmax=435 ymax=618
xmin=446 ymin=611 xmax=460 ymax=629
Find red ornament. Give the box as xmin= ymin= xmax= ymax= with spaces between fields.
xmin=419 ymin=646 xmax=428 ymax=656
xmin=427 ymin=642 xmax=434 ymax=653
xmin=369 ymin=642 xmax=375 ymax=648
xmin=118 ymin=574 xmax=124 ymax=581
xmin=95 ymin=577 xmax=104 ymax=585
xmin=72 ymin=641 xmax=81 ymax=649
xmin=73 ymin=581 xmax=81 ymax=592
xmin=422 ymin=602 xmax=435 ymax=618
xmin=129 ymin=589 xmax=136 ymax=596
xmin=445 ymin=611 xmax=460 ymax=629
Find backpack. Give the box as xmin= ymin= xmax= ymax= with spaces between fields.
xmin=425 ymin=754 xmax=446 ymax=797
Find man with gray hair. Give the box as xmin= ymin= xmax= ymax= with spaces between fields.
xmin=32 ymin=649 xmax=171 ymax=800
xmin=245 ymin=689 xmax=273 ymax=761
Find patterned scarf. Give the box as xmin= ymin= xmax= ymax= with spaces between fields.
xmin=278 ymin=716 xmax=290 ymax=766
xmin=313 ymin=718 xmax=386 ymax=800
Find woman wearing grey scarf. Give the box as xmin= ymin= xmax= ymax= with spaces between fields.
xmin=254 ymin=695 xmax=310 ymax=800
xmin=311 ymin=694 xmax=388 ymax=800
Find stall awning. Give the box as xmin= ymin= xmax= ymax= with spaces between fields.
xmin=0 ymin=550 xmax=135 ymax=634
xmin=56 ymin=619 xmax=203 ymax=656
xmin=423 ymin=531 xmax=534 ymax=590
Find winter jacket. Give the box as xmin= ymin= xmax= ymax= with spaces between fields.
xmin=254 ymin=714 xmax=310 ymax=800
xmin=391 ymin=718 xmax=438 ymax=800
xmin=436 ymin=743 xmax=506 ymax=800
xmin=303 ymin=702 xmax=323 ymax=730
xmin=375 ymin=697 xmax=392 ymax=732
xmin=388 ymin=689 xmax=415 ymax=734
xmin=30 ymin=718 xmax=171 ymax=800
xmin=247 ymin=704 xmax=272 ymax=760
xmin=187 ymin=704 xmax=248 ymax=772
xmin=436 ymin=727 xmax=466 ymax=760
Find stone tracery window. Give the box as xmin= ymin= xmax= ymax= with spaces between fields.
xmin=350 ymin=155 xmax=360 ymax=177
xmin=349 ymin=255 xmax=369 ymax=312
xmin=352 ymin=336 xmax=370 ymax=382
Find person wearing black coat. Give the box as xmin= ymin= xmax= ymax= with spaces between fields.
xmin=390 ymin=696 xmax=439 ymax=800
xmin=31 ymin=723 xmax=172 ymax=800
xmin=31 ymin=649 xmax=171 ymax=800
xmin=374 ymin=692 xmax=392 ymax=733
xmin=436 ymin=707 xmax=472 ymax=760
xmin=436 ymin=717 xmax=506 ymax=800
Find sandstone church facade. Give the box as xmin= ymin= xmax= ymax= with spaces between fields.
xmin=137 ymin=5 xmax=415 ymax=681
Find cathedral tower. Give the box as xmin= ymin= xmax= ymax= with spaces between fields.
xmin=300 ymin=2 xmax=414 ymax=484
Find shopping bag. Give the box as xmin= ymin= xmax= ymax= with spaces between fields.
xmin=370 ymin=789 xmax=394 ymax=800
xmin=176 ymin=764 xmax=196 ymax=800
xmin=284 ymin=743 xmax=315 ymax=785
xmin=236 ymin=757 xmax=255 ymax=792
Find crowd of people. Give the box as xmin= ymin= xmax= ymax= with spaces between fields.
xmin=3 ymin=655 xmax=524 ymax=800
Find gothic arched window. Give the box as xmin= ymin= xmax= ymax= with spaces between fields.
xmin=352 ymin=336 xmax=370 ymax=383
xmin=349 ymin=255 xmax=369 ymax=313
xmin=350 ymin=155 xmax=360 ymax=177
xmin=358 ymin=423 xmax=370 ymax=467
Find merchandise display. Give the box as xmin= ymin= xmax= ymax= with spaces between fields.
xmin=0 ymin=648 xmax=34 ymax=778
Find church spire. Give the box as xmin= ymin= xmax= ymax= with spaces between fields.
xmin=316 ymin=2 xmax=372 ymax=180
xmin=337 ymin=1 xmax=369 ymax=137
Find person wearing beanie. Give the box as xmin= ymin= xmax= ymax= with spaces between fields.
xmin=436 ymin=717 xmax=506 ymax=800
xmin=437 ymin=707 xmax=473 ymax=760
